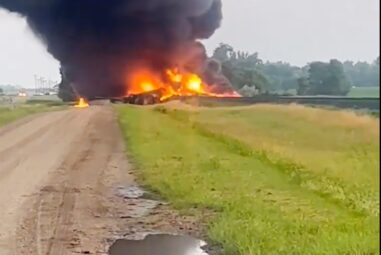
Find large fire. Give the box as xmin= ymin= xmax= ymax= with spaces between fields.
xmin=127 ymin=68 xmax=240 ymax=102
xmin=74 ymin=97 xmax=89 ymax=108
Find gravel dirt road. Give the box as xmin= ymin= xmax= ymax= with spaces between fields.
xmin=0 ymin=105 xmax=199 ymax=255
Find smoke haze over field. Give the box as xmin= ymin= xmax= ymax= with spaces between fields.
xmin=0 ymin=0 xmax=223 ymax=97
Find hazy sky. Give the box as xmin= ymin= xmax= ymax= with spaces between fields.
xmin=0 ymin=0 xmax=379 ymax=87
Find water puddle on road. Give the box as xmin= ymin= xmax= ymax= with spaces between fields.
xmin=109 ymin=234 xmax=209 ymax=255
xmin=115 ymin=185 xmax=160 ymax=218
xmin=116 ymin=185 xmax=145 ymax=199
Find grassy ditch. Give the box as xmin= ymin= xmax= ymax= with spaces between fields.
xmin=116 ymin=102 xmax=379 ymax=255
xmin=0 ymin=100 xmax=66 ymax=127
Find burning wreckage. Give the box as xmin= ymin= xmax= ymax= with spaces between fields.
xmin=0 ymin=0 xmax=240 ymax=105
xmin=111 ymin=65 xmax=241 ymax=105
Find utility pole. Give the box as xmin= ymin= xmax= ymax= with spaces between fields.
xmin=34 ymin=74 xmax=38 ymax=94
xmin=34 ymin=75 xmax=59 ymax=95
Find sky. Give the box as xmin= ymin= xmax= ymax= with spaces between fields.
xmin=0 ymin=0 xmax=379 ymax=88
xmin=0 ymin=9 xmax=60 ymax=87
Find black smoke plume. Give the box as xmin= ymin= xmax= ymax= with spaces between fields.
xmin=0 ymin=0 xmax=224 ymax=98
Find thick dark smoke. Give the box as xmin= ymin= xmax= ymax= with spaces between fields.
xmin=0 ymin=0 xmax=224 ymax=97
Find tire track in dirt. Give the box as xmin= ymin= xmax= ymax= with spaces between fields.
xmin=0 ymin=112 xmax=77 ymax=179
xmin=1 ymin=105 xmax=203 ymax=255
xmin=0 ymin=108 xmax=93 ymax=254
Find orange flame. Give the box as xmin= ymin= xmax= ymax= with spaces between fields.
xmin=127 ymin=68 xmax=240 ymax=102
xmin=74 ymin=97 xmax=89 ymax=108
xmin=166 ymin=68 xmax=183 ymax=83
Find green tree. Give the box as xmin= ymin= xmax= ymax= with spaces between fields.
xmin=327 ymin=59 xmax=351 ymax=95
xmin=296 ymin=77 xmax=309 ymax=95
xmin=306 ymin=60 xmax=350 ymax=95
xmin=343 ymin=58 xmax=379 ymax=87
xmin=371 ymin=57 xmax=380 ymax=87
xmin=212 ymin=43 xmax=234 ymax=62
xmin=236 ymin=68 xmax=270 ymax=93
xmin=259 ymin=61 xmax=302 ymax=92
xmin=213 ymin=43 xmax=379 ymax=95
xmin=213 ymin=43 xmax=271 ymax=93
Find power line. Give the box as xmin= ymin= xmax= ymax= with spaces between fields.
xmin=34 ymin=74 xmax=59 ymax=94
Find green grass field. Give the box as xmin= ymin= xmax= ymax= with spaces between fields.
xmin=348 ymin=87 xmax=379 ymax=98
xmin=0 ymin=100 xmax=65 ymax=127
xmin=116 ymin=102 xmax=379 ymax=255
xmin=276 ymin=86 xmax=379 ymax=98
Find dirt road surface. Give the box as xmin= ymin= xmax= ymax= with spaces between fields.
xmin=0 ymin=105 xmax=199 ymax=255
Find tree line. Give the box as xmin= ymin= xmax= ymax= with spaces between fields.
xmin=212 ymin=43 xmax=379 ymax=96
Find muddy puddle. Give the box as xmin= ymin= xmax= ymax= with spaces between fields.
xmin=116 ymin=185 xmax=145 ymax=199
xmin=111 ymin=186 xmax=208 ymax=254
xmin=109 ymin=234 xmax=209 ymax=255
xmin=115 ymin=185 xmax=160 ymax=218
